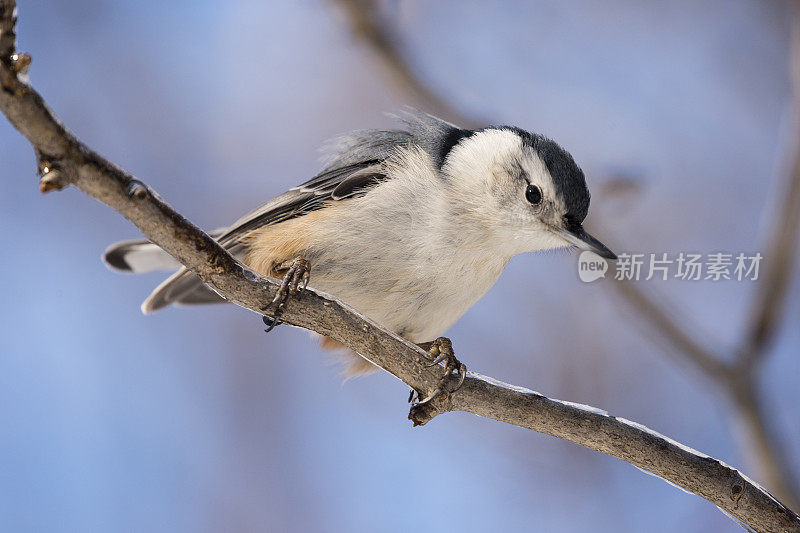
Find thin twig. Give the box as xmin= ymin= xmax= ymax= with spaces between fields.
xmin=727 ymin=12 xmax=800 ymax=502
xmin=738 ymin=6 xmax=800 ymax=367
xmin=610 ymin=280 xmax=729 ymax=380
xmin=329 ymin=0 xmax=481 ymax=128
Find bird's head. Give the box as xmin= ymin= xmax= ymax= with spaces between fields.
xmin=440 ymin=126 xmax=616 ymax=260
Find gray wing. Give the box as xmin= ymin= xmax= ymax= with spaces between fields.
xmin=216 ymin=160 xmax=386 ymax=251
xmin=138 ymin=159 xmax=391 ymax=313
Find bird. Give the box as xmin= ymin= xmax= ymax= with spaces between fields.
xmin=103 ymin=109 xmax=616 ymax=403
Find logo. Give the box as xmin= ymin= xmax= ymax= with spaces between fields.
xmin=578 ymin=251 xmax=608 ymax=282
xmin=575 ymin=251 xmax=763 ymax=283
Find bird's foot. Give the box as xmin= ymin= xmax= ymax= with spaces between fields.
xmin=261 ymin=257 xmax=310 ymax=333
xmin=409 ymin=336 xmax=467 ymax=406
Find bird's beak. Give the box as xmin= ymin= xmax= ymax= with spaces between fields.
xmin=551 ymin=225 xmax=617 ymax=260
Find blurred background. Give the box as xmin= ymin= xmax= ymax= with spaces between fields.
xmin=1 ymin=1 xmax=799 ymax=531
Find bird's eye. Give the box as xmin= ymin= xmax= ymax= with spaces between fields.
xmin=525 ymin=184 xmax=542 ymax=205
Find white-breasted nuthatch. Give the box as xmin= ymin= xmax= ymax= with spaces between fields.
xmin=104 ymin=110 xmax=615 ymax=401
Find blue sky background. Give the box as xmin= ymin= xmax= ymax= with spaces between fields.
xmin=1 ymin=1 xmax=798 ymax=531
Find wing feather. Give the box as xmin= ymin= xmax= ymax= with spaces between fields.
xmin=137 ymin=108 xmax=464 ymax=313
xmin=217 ymin=160 xmax=385 ymax=248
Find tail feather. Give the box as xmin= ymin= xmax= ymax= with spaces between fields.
xmin=103 ymin=239 xmax=180 ymax=273
xmin=104 ymin=228 xmax=230 ymax=313
xmin=140 ymin=268 xmax=225 ymax=314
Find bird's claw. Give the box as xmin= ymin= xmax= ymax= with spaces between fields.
xmin=412 ymin=336 xmax=467 ymax=406
xmin=261 ymin=257 xmax=310 ymax=333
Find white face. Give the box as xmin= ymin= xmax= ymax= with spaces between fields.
xmin=440 ymin=127 xmax=615 ymax=260
xmin=440 ymin=128 xmax=574 ymax=255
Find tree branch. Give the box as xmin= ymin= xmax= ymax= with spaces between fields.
xmin=1 ymin=2 xmax=798 ymax=530
xmin=609 ymin=268 xmax=800 ymax=511
xmin=604 ymin=275 xmax=800 ymax=512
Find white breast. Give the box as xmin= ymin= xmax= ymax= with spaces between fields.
xmin=301 ymin=146 xmax=512 ymax=343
